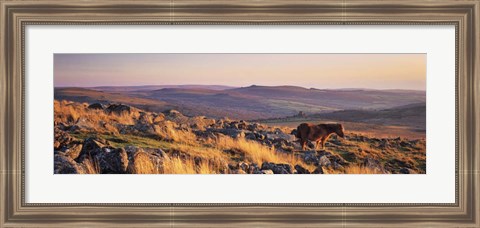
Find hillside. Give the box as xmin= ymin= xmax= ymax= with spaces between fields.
xmin=229 ymin=85 xmax=425 ymax=110
xmin=54 ymin=87 xmax=176 ymax=113
xmin=127 ymin=85 xmax=426 ymax=119
xmin=54 ymin=100 xmax=426 ymax=174
xmin=312 ymin=102 xmax=426 ymax=129
xmin=55 ymin=85 xmax=426 ymax=121
xmin=258 ymin=103 xmax=426 ymax=139
xmin=90 ymin=85 xmax=236 ymax=92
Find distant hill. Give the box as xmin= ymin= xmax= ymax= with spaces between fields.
xmin=89 ymin=85 xmax=236 ymax=92
xmin=55 ymin=85 xmax=426 ymax=120
xmin=230 ymin=85 xmax=425 ymax=110
xmin=54 ymin=87 xmax=175 ymax=113
xmin=311 ymin=102 xmax=426 ymax=130
xmin=129 ymin=85 xmax=425 ymax=119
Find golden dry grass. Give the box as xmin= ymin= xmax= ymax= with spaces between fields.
xmin=197 ymin=161 xmax=214 ymax=174
xmin=128 ymin=152 xmax=160 ymax=174
xmin=172 ymin=144 xmax=228 ymax=161
xmin=344 ymin=164 xmax=384 ymax=174
xmin=161 ymin=157 xmax=219 ymax=174
xmin=126 ymin=151 xmax=222 ymax=174
xmin=215 ymin=136 xmax=313 ymax=170
xmin=54 ymin=100 xmax=138 ymax=128
xmin=56 ymin=100 xmax=425 ymax=174
xmin=166 ymin=128 xmax=198 ymax=144
xmin=80 ymin=158 xmax=101 ymax=174
xmin=162 ymin=157 xmax=196 ymax=174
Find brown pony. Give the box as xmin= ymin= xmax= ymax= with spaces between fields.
xmin=294 ymin=123 xmax=345 ymax=151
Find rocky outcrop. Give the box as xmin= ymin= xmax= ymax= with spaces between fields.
xmin=312 ymin=166 xmax=325 ymax=174
xmin=95 ymin=148 xmax=129 ymax=174
xmin=261 ymin=170 xmax=274 ymax=174
xmin=126 ymin=147 xmax=164 ymax=174
xmin=74 ymin=138 xmax=128 ymax=174
xmin=106 ymin=104 xmax=131 ymax=115
xmin=54 ymin=101 xmax=426 ymax=174
xmin=88 ymin=103 xmax=104 ymax=110
xmin=54 ymin=129 xmax=78 ymax=150
xmin=63 ymin=143 xmax=83 ymax=160
xmin=294 ymin=165 xmax=310 ymax=174
xmin=211 ymin=128 xmax=246 ymax=139
xmin=261 ymin=162 xmax=293 ymax=174
xmin=54 ymin=154 xmax=84 ymax=174
xmin=76 ymin=138 xmax=107 ymax=162
xmin=363 ymin=157 xmax=386 ymax=174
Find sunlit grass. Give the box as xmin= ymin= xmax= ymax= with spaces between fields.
xmin=344 ymin=164 xmax=383 ymax=174
xmin=55 ymin=100 xmax=138 ymax=127
xmin=161 ymin=157 xmax=219 ymax=174
xmin=215 ymin=136 xmax=314 ymax=170
xmin=70 ymin=132 xmax=172 ymax=150
xmin=56 ymin=100 xmax=425 ymax=175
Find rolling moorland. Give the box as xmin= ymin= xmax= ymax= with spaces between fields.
xmin=56 ymin=85 xmax=426 ymax=120
xmin=54 ymin=85 xmax=426 ymax=174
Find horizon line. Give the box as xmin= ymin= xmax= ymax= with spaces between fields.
xmin=53 ymin=84 xmax=426 ymax=92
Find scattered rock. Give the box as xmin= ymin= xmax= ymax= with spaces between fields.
xmin=237 ymin=121 xmax=248 ymax=130
xmin=400 ymin=141 xmax=412 ymax=147
xmin=76 ymin=137 xmax=107 ymax=162
xmin=237 ymin=162 xmax=249 ymax=173
xmin=294 ymin=165 xmax=310 ymax=174
xmin=138 ymin=112 xmax=153 ymax=124
xmin=303 ymin=151 xmax=319 ymax=165
xmin=54 ymin=101 xmax=426 ymax=175
xmin=261 ymin=162 xmax=292 ymax=174
xmin=95 ymin=148 xmax=129 ymax=174
xmin=261 ymin=169 xmax=274 ymax=174
xmin=152 ymin=113 xmax=165 ymax=123
xmin=318 ymin=155 xmax=332 ymax=167
xmin=379 ymin=139 xmax=389 ymax=149
xmin=232 ymin=169 xmax=247 ymax=174
xmin=363 ymin=157 xmax=385 ymax=173
xmin=255 ymin=133 xmax=266 ymax=140
xmin=127 ymin=149 xmax=163 ymax=174
xmin=163 ymin=110 xmax=188 ymax=123
xmin=399 ymin=168 xmax=417 ymax=174
xmin=215 ymin=129 xmax=245 ymax=139
xmin=245 ymin=132 xmax=257 ymax=140
xmin=54 ymin=130 xmax=77 ymax=150
xmin=87 ymin=103 xmax=104 ymax=110
xmin=312 ymin=166 xmax=325 ymax=174
xmin=73 ymin=117 xmax=96 ymax=131
xmin=54 ymin=154 xmax=84 ymax=174
xmin=106 ymin=104 xmax=132 ymax=115
xmin=266 ymin=132 xmax=296 ymax=142
xmin=247 ymin=123 xmax=264 ymax=131
xmin=135 ymin=124 xmax=156 ymax=135
xmin=63 ymin=143 xmax=83 ymax=160
xmin=332 ymin=162 xmax=344 ymax=171
xmin=248 ymin=163 xmax=261 ymax=174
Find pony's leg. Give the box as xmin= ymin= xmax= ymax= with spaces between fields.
xmin=323 ymin=134 xmax=332 ymax=149
xmin=321 ymin=137 xmax=327 ymax=150
xmin=315 ymin=141 xmax=320 ymax=151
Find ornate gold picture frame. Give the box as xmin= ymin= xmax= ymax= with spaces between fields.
xmin=1 ymin=0 xmax=479 ymax=226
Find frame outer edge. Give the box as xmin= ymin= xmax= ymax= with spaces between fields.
xmin=1 ymin=0 xmax=479 ymax=227
xmin=472 ymin=0 xmax=479 ymax=227
xmin=0 ymin=0 xmax=6 ymax=226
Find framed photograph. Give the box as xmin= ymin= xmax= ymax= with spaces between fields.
xmin=1 ymin=0 xmax=479 ymax=227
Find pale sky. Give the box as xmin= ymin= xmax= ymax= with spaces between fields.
xmin=54 ymin=53 xmax=426 ymax=90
